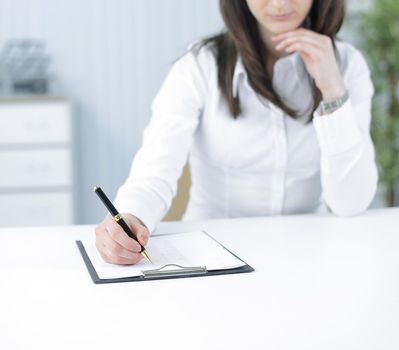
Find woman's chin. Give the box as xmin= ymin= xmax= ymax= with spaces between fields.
xmin=263 ymin=22 xmax=301 ymax=35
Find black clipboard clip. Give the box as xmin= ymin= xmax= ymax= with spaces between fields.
xmin=142 ymin=264 xmax=207 ymax=279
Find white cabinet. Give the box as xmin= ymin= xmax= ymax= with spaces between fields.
xmin=0 ymin=97 xmax=73 ymax=227
xmin=0 ymin=192 xmax=73 ymax=227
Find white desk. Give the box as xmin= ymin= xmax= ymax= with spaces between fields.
xmin=1 ymin=208 xmax=399 ymax=350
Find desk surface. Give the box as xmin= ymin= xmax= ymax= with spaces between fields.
xmin=1 ymin=208 xmax=399 ymax=350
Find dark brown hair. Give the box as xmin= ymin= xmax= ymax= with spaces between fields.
xmin=195 ymin=0 xmax=345 ymax=119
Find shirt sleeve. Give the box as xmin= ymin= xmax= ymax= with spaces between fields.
xmin=113 ymin=48 xmax=208 ymax=233
xmin=312 ymin=50 xmax=378 ymax=216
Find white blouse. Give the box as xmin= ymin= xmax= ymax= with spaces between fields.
xmin=114 ymin=40 xmax=378 ymax=234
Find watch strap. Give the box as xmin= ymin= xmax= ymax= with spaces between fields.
xmin=320 ymin=90 xmax=349 ymax=115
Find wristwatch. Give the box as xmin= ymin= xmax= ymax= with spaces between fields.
xmin=320 ymin=90 xmax=349 ymax=115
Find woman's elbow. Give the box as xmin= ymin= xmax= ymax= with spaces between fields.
xmin=327 ymin=175 xmax=378 ymax=217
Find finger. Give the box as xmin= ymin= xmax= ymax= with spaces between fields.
xmin=285 ymin=44 xmax=318 ymax=62
xmin=102 ymin=232 xmax=142 ymax=260
xmin=106 ymin=218 xmax=142 ymax=252
xmin=275 ymin=35 xmax=324 ymax=51
xmin=136 ymin=227 xmax=149 ymax=246
xmin=284 ymin=41 xmax=324 ymax=61
xmin=123 ymin=215 xmax=150 ymax=246
xmin=272 ymin=28 xmax=323 ymax=41
xmin=102 ymin=250 xmax=142 ymax=265
xmin=274 ymin=31 xmax=332 ymax=54
xmin=96 ymin=238 xmax=138 ymax=264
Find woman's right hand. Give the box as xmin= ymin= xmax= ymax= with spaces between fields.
xmin=95 ymin=213 xmax=150 ymax=265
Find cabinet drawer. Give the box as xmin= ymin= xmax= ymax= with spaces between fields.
xmin=0 ymin=192 xmax=73 ymax=227
xmin=0 ymin=149 xmax=72 ymax=188
xmin=0 ymin=101 xmax=71 ymax=145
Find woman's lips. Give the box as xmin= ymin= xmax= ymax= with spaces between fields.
xmin=269 ymin=12 xmax=294 ymax=21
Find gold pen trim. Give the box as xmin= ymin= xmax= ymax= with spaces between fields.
xmin=141 ymin=249 xmax=152 ymax=264
xmin=114 ymin=213 xmax=123 ymax=222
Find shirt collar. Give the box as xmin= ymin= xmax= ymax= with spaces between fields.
xmin=232 ymin=55 xmax=246 ymax=99
xmin=232 ymin=52 xmax=307 ymax=98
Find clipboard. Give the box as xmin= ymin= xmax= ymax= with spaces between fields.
xmin=76 ymin=230 xmax=254 ymax=284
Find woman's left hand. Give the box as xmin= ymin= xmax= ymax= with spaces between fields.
xmin=272 ymin=28 xmax=345 ymax=100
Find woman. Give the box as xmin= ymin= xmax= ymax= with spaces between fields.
xmin=95 ymin=0 xmax=377 ymax=265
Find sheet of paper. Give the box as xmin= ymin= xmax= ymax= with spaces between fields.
xmin=81 ymin=230 xmax=245 ymax=279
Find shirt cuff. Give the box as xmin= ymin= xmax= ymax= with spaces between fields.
xmin=312 ymin=100 xmax=362 ymax=156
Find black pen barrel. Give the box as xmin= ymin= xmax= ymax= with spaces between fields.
xmin=93 ymin=186 xmax=118 ymax=217
xmin=94 ymin=185 xmax=144 ymax=252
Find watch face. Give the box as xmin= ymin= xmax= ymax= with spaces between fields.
xmin=321 ymin=91 xmax=349 ymax=115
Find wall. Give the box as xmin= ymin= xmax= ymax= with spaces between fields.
xmin=0 ymin=0 xmax=384 ymax=225
xmin=0 ymin=0 xmax=223 ymax=224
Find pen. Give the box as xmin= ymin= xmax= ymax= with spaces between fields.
xmin=93 ymin=185 xmax=152 ymax=263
